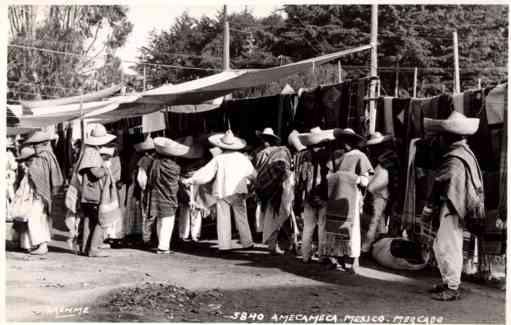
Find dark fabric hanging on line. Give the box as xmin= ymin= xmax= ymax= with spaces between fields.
xmin=292 ymin=80 xmax=357 ymax=133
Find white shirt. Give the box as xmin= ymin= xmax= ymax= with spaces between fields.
xmin=189 ymin=151 xmax=257 ymax=199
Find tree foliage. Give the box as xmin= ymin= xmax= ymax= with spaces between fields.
xmin=7 ymin=5 xmax=133 ymax=102
xmin=139 ymin=5 xmax=507 ymax=98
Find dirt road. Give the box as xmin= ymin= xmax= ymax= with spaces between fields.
xmin=5 ymin=231 xmax=506 ymax=323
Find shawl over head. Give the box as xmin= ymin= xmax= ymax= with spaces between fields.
xmin=28 ymin=144 xmax=64 ymax=213
xmin=254 ymin=146 xmax=292 ymax=209
xmin=435 ymin=141 xmax=485 ymax=229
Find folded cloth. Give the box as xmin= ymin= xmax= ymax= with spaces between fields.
xmin=321 ymin=170 xmax=360 ymax=257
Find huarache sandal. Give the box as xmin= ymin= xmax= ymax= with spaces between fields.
xmin=156 ymin=249 xmax=174 ymax=254
xmin=428 ymin=283 xmax=448 ymax=293
xmin=431 ymin=288 xmax=461 ymax=301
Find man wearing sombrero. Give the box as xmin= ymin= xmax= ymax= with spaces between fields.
xmin=361 ymin=132 xmax=401 ymax=253
xmin=421 ymin=111 xmax=485 ymax=301
xmin=253 ymin=128 xmax=295 ymax=254
xmin=183 ymin=130 xmax=256 ymax=252
xmin=20 ymin=129 xmax=64 ymax=255
xmin=68 ymin=124 xmax=120 ymax=257
xmin=288 ymin=126 xmax=337 ymax=264
xmin=145 ymin=136 xmax=190 ymax=254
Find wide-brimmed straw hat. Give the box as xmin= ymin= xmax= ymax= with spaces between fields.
xmin=333 ymin=128 xmax=365 ymax=146
xmin=85 ymin=124 xmax=116 ymax=146
xmin=288 ymin=127 xmax=336 ymax=150
xmin=208 ymin=130 xmax=247 ymax=150
xmin=23 ymin=130 xmax=57 ymax=144
xmin=154 ymin=137 xmax=191 ymax=157
xmin=365 ymin=132 xmax=394 ymax=146
xmin=424 ymin=111 xmax=480 ymax=136
xmin=176 ymin=136 xmax=206 ymax=159
xmin=256 ymin=127 xmax=281 ymax=144
xmin=16 ymin=146 xmax=36 ymax=161
xmin=134 ymin=136 xmax=155 ymax=152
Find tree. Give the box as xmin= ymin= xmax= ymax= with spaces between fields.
xmin=7 ymin=5 xmax=133 ymax=102
xmin=137 ymin=5 xmax=507 ymax=98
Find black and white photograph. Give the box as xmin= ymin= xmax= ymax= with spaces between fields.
xmin=2 ymin=1 xmax=508 ymax=323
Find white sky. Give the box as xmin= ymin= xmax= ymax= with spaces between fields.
xmin=118 ymin=3 xmax=281 ymax=74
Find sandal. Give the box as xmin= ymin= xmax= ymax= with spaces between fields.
xmin=428 ymin=283 xmax=448 ymax=293
xmin=431 ymin=288 xmax=461 ymax=301
xmin=156 ymin=249 xmax=174 ymax=255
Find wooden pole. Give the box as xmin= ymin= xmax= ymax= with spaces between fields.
xmin=453 ymin=30 xmax=460 ymax=93
xmin=338 ymin=60 xmax=342 ymax=83
xmin=369 ymin=4 xmax=378 ymax=134
xmin=79 ymin=89 xmax=85 ymax=151
xmin=142 ymin=54 xmax=147 ymax=91
xmin=394 ymin=61 xmax=400 ymax=97
xmin=478 ymin=78 xmax=482 ymax=89
xmin=223 ymin=5 xmax=230 ymax=71
xmin=413 ymin=67 xmax=418 ymax=98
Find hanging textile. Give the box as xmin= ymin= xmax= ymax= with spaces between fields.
xmin=142 ymin=111 xmax=166 ymax=133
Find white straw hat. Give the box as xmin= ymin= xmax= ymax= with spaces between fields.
xmin=208 ymin=130 xmax=247 ymax=150
xmin=256 ymin=127 xmax=281 ymax=144
xmin=424 ymin=111 xmax=480 ymax=136
xmin=23 ymin=130 xmax=57 ymax=144
xmin=154 ymin=137 xmax=190 ymax=157
xmin=85 ymin=124 xmax=116 ymax=146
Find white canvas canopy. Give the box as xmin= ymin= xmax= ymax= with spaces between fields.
xmin=10 ymin=44 xmax=372 ymax=130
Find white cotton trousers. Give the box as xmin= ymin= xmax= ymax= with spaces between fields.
xmin=20 ymin=197 xmax=51 ymax=249
xmin=216 ymin=195 xmax=253 ymax=250
xmin=178 ymin=206 xmax=202 ymax=241
xmin=433 ymin=208 xmax=463 ymax=290
xmin=157 ymin=215 xmax=176 ymax=251
xmin=301 ymin=203 xmax=327 ymax=262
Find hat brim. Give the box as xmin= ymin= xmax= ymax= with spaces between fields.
xmin=134 ymin=142 xmax=155 ymax=152
xmin=154 ymin=137 xmax=190 ymax=157
xmin=256 ymin=131 xmax=281 ymax=144
xmin=365 ymin=135 xmax=394 ymax=146
xmin=424 ymin=117 xmax=480 ymax=135
xmin=24 ymin=133 xmax=58 ymax=144
xmin=84 ymin=134 xmax=117 ymax=146
xmin=208 ymin=133 xmax=247 ymax=150
xmin=16 ymin=152 xmax=35 ymax=161
xmin=297 ymin=130 xmax=336 ymax=147
xmin=333 ymin=130 xmax=365 ymax=146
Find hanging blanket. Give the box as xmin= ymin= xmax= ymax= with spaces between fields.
xmin=321 ymin=170 xmax=360 ymax=257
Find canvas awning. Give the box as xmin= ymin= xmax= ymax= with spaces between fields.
xmin=19 ymin=85 xmax=121 ymax=110
xmin=8 ymin=96 xmax=138 ymax=128
xmin=135 ymin=44 xmax=372 ymax=106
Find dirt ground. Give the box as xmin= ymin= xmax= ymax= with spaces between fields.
xmin=5 ymin=227 xmax=507 ymax=323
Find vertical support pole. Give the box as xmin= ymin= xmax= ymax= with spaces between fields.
xmin=453 ymin=30 xmax=460 ymax=93
xmin=142 ymin=54 xmax=147 ymax=91
xmin=369 ymin=4 xmax=378 ymax=134
xmin=223 ymin=5 xmax=230 ymax=71
xmin=338 ymin=60 xmax=342 ymax=83
xmin=478 ymin=78 xmax=482 ymax=89
xmin=413 ymin=67 xmax=418 ymax=98
xmin=79 ymin=89 xmax=86 ymax=152
xmin=394 ymin=61 xmax=400 ymax=97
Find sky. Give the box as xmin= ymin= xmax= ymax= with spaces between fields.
xmin=119 ymin=3 xmax=281 ymax=74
